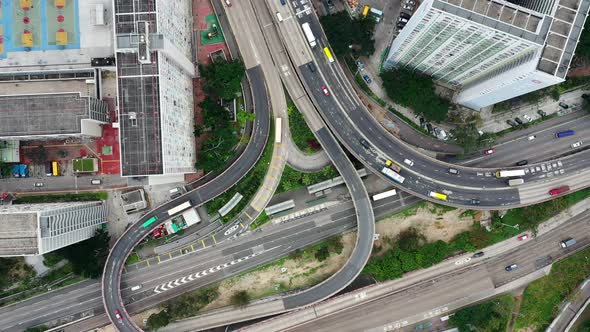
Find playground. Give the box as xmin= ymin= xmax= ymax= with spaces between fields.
xmin=0 ymin=0 xmax=80 ymax=58
xmin=199 ymin=14 xmax=225 ymax=45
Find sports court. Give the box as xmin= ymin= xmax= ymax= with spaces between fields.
xmin=0 ymin=0 xmax=80 ymax=58
xmin=199 ymin=14 xmax=224 ymax=45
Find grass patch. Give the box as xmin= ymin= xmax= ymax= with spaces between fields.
xmin=14 ymin=192 xmax=108 ymax=204
xmin=515 ymin=246 xmax=590 ymax=330
xmin=276 ymin=165 xmax=339 ymax=195
xmin=449 ymin=294 xmax=515 ymax=331
xmin=287 ymin=100 xmax=321 ymax=153
xmin=387 ymin=106 xmax=432 ymax=136
xmin=206 ymin=120 xmax=275 ymax=223
xmin=250 ymin=211 xmax=269 ymax=230
xmin=459 ymin=210 xmax=478 ymax=219
xmin=126 ymin=252 xmax=140 ymax=265
xmin=379 ymin=201 xmax=426 ymax=220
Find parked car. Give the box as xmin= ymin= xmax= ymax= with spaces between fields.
xmin=583 ymin=94 xmax=589 ymax=99
xmin=515 ymin=117 xmax=524 ymax=125
xmin=484 ymin=148 xmax=496 ymax=155
xmin=506 ymin=119 xmax=518 ymax=127
xmin=396 ymin=23 xmax=406 ymax=30
xmin=399 ymin=12 xmax=412 ymax=19
xmin=505 ymin=264 xmax=518 ymax=272
xmin=571 ymin=141 xmax=583 ymax=148
xmin=559 ymin=102 xmax=569 ymax=109
xmin=397 ymin=17 xmax=409 ymax=23
xmin=537 ymin=109 xmax=547 ymax=117
xmin=419 ymin=117 xmax=425 ymax=128
xmin=518 ymin=234 xmax=529 ymax=241
xmin=523 ymin=114 xmax=532 ymax=122
xmin=426 ymin=123 xmax=434 ymax=134
xmin=224 ymin=0 xmax=232 ymax=7
xmin=362 ymin=74 xmax=372 ymax=84
xmin=321 ymin=85 xmax=330 ymax=96
xmin=403 ymin=4 xmax=414 ymax=11
xmin=406 ymin=0 xmax=416 ymax=5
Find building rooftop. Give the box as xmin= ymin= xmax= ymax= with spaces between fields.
xmin=0 ymin=212 xmax=38 ymax=256
xmin=0 ymin=93 xmax=93 ymax=138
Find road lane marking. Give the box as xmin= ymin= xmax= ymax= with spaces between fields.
xmin=201 ymin=240 xmax=206 ymax=248
xmin=212 ymin=234 xmax=217 ymax=244
xmin=244 ymin=212 xmax=254 ymax=220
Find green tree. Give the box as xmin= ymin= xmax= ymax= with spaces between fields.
xmin=24 ymin=327 xmax=48 ymax=332
xmin=380 ymin=67 xmax=450 ymax=122
xmin=42 ymin=252 xmax=64 ymax=268
xmin=58 ymin=229 xmax=110 ymax=278
xmin=57 ymin=149 xmax=68 ymax=158
xmin=200 ymin=60 xmax=245 ymax=100
xmin=327 ymin=236 xmax=344 ymax=255
xmin=449 ymin=295 xmax=514 ymax=332
xmin=193 ymin=124 xmax=205 ymax=137
xmin=319 ymin=11 xmax=376 ymax=57
xmin=398 ymin=228 xmax=423 ymax=252
xmin=450 ymin=122 xmax=495 ymax=154
xmin=575 ymin=19 xmax=590 ymax=60
xmin=165 ymin=287 xmax=219 ymax=319
xmin=0 ymin=161 xmax=11 ymax=178
xmin=200 ymin=97 xmax=231 ymax=130
xmin=230 ymin=290 xmax=251 ymax=308
xmin=146 ymin=310 xmax=170 ymax=330
xmin=237 ymin=110 xmax=256 ymax=126
xmin=399 ymin=250 xmax=418 ymax=272
xmin=314 ymin=246 xmax=330 ymax=262
xmin=26 ymin=145 xmax=47 ymax=164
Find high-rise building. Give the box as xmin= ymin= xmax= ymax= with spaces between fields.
xmin=384 ymin=0 xmax=590 ymax=109
xmin=0 ymin=201 xmax=108 ymax=256
xmin=113 ymin=0 xmax=196 ymax=181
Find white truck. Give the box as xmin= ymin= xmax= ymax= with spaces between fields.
xmin=301 ymin=23 xmax=317 ymax=48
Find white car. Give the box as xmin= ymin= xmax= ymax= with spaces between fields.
xmin=404 ymin=159 xmax=414 ymax=166
xmin=528 ymin=135 xmax=536 ymax=140
xmin=224 ymin=0 xmax=232 ymax=7
xmin=571 ymin=141 xmax=583 ymax=148
xmin=523 ymin=114 xmax=532 ymax=122
xmin=403 ymin=4 xmax=414 ymax=11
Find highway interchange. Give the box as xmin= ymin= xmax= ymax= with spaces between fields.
xmin=12 ymin=0 xmax=590 ymax=331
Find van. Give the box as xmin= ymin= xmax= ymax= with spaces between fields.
xmin=276 ymin=12 xmax=283 ymax=22
xmin=307 ymin=62 xmax=316 ymax=73
xmin=131 ymin=284 xmax=143 ymax=291
xmin=507 ymin=178 xmax=524 ymax=186
xmin=448 ymin=168 xmax=459 ymax=175
xmin=560 ymin=238 xmax=576 ymax=248
xmin=91 ymin=179 xmax=102 ymax=185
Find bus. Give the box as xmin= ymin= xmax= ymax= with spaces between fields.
xmin=51 ymin=161 xmax=59 ymax=176
xmin=381 ymin=167 xmax=405 ymax=184
xmin=323 ymin=47 xmax=335 ymax=63
xmin=555 ymin=130 xmax=574 ymax=138
xmin=495 ymin=169 xmax=526 ymax=178
xmin=362 ymin=5 xmax=370 ymax=18
xmin=142 ymin=216 xmax=158 ymax=228
xmin=373 ymin=189 xmax=397 ymax=201
xmin=167 ymin=201 xmax=192 ymax=216
xmin=275 ymin=118 xmax=282 ymax=143
xmin=429 ymin=191 xmax=448 ymax=201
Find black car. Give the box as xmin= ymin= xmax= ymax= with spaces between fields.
xmin=426 ymin=123 xmax=434 ymax=134
xmin=515 ymin=117 xmax=524 ymax=125
xmin=516 ymin=160 xmax=528 ymax=166
xmin=505 ymin=264 xmax=518 ymax=272
xmin=400 ymin=12 xmax=412 ymax=19
xmin=537 ymin=109 xmax=547 ymax=117
xmin=506 ymin=119 xmax=518 ymax=127
xmin=396 ymin=23 xmax=406 ymax=30
xmin=419 ymin=117 xmax=425 ymax=127
xmin=472 ymin=251 xmax=485 ymax=258
xmin=359 ymin=138 xmax=371 ymax=149
xmin=582 ymin=94 xmax=589 ymax=99
xmin=470 ymin=198 xmax=481 ymax=205
xmin=559 ymin=102 xmax=569 ymax=109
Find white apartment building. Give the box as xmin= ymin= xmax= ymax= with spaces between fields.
xmin=384 ymin=0 xmax=590 ymax=109
xmin=0 ymin=201 xmax=108 ymax=256
xmin=113 ymin=0 xmax=196 ymax=181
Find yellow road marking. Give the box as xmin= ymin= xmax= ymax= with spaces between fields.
xmin=244 ymin=211 xmax=253 ymax=220
xmin=202 ymin=240 xmax=206 ymax=248
xmin=240 ymin=223 xmax=245 ymax=229
xmin=191 ymin=244 xmax=195 ymax=251
xmin=212 ymin=234 xmax=217 ymax=244
xmin=168 ymin=253 xmax=172 ymax=259
xmin=146 ymin=260 xmax=150 ymax=267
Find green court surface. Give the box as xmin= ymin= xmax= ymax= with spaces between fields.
xmin=12 ymin=0 xmax=42 ymax=48
xmin=46 ymin=0 xmax=77 ymax=46
xmin=200 ymin=14 xmax=224 ymax=45
xmin=101 ymin=145 xmax=112 ymax=156
xmin=73 ymin=158 xmax=98 ymax=172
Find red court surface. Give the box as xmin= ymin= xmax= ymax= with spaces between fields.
xmin=95 ymin=97 xmax=121 ymax=175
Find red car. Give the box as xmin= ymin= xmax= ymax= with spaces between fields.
xmin=549 ymin=186 xmax=570 ymax=196
xmin=114 ymin=309 xmax=122 ymax=322
xmin=484 ymin=148 xmax=496 ymax=155
xmin=224 ymin=0 xmax=232 ymax=7
xmin=517 ymin=234 xmax=529 ymax=241
xmin=321 ymin=85 xmax=330 ymax=96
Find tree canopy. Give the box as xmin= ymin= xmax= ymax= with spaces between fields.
xmin=320 ymin=11 xmax=376 ymax=57
xmin=575 ymin=19 xmax=590 ymax=60
xmin=230 ymin=290 xmax=251 ymax=308
xmin=380 ymin=67 xmax=450 ymax=122
xmin=146 ymin=310 xmax=170 ymax=330
xmin=449 ymin=295 xmax=514 ymax=332
xmin=57 ymin=229 xmax=110 ymax=278
xmin=200 ymin=59 xmax=245 ymax=100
